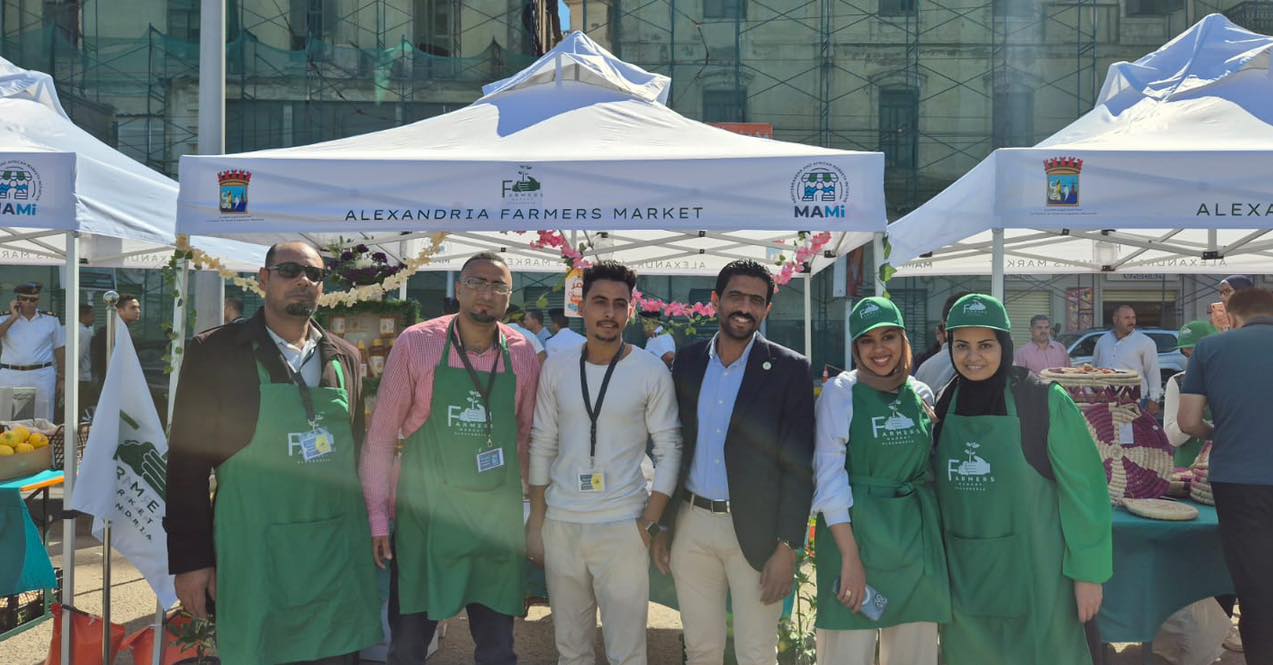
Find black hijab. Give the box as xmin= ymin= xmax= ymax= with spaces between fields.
xmin=933 ymin=329 xmax=1057 ymax=480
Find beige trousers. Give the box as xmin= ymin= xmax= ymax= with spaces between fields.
xmin=815 ymin=622 xmax=938 ymax=665
xmin=670 ymin=503 xmax=785 ymax=665
xmin=542 ymin=517 xmax=650 ymax=665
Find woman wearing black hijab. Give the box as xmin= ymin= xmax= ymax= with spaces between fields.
xmin=932 ymin=294 xmax=1113 ymax=665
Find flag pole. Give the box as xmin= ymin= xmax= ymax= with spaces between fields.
xmin=101 ymin=291 xmax=119 ymax=665
xmin=61 ymin=232 xmax=80 ymax=665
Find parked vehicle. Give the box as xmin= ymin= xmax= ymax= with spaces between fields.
xmin=1060 ymin=328 xmax=1184 ymax=395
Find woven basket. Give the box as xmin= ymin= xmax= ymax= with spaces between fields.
xmin=1042 ymin=367 xmax=1143 ymax=406
xmin=1189 ymin=444 xmax=1214 ymax=506
xmin=1080 ymin=401 xmax=1173 ymax=503
xmin=51 ymin=423 xmax=90 ymax=470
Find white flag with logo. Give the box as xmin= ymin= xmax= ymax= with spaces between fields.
xmin=69 ymin=314 xmax=177 ymax=608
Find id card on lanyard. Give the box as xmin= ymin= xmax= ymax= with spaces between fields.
xmin=577 ymin=343 xmax=624 ymax=493
xmin=453 ymin=322 xmax=506 ymax=473
xmin=279 ymin=342 xmax=335 ymax=462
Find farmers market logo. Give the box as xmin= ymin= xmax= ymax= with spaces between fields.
xmin=0 ymin=160 xmax=42 ymax=217
xmin=870 ymin=396 xmax=917 ymax=445
xmin=1045 ymin=157 xmax=1082 ymax=207
xmin=218 ymin=170 xmax=251 ymax=214
xmin=448 ymin=390 xmax=488 ymax=435
xmin=858 ymin=302 xmax=881 ymax=319
xmin=501 ymin=165 xmax=542 ymax=207
xmin=791 ymin=162 xmax=848 ymax=219
xmin=113 ymin=411 xmax=166 ymax=540
xmin=947 ymin=442 xmax=994 ymax=492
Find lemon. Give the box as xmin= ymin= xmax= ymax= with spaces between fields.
xmin=15 ymin=442 xmax=34 ymax=454
xmin=0 ymin=444 xmax=13 ymax=456
xmin=10 ymin=426 xmax=30 ymax=443
xmin=29 ymin=433 xmax=49 ymax=448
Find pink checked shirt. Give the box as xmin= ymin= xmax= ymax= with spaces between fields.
xmin=1013 ymin=339 xmax=1072 ymax=375
xmin=359 ymin=315 xmax=542 ymax=537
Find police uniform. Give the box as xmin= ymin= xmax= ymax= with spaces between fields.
xmin=0 ymin=287 xmax=64 ymax=420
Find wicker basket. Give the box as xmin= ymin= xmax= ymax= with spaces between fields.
xmin=1042 ymin=367 xmax=1143 ymax=406
xmin=51 ymin=423 xmax=90 ymax=470
xmin=1190 ymin=444 xmax=1214 ymax=505
xmin=1078 ymin=400 xmax=1173 ymax=504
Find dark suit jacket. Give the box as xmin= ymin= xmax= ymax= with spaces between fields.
xmin=665 ymin=334 xmax=815 ymax=572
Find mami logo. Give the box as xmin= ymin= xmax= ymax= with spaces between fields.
xmin=791 ymin=162 xmax=848 ymax=219
xmin=0 ymin=161 xmax=42 ymax=217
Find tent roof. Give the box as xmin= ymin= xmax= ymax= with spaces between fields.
xmin=886 ymin=14 xmax=1273 ymax=276
xmin=176 ymin=33 xmax=882 ymax=275
xmin=0 ymin=57 xmax=265 ymax=270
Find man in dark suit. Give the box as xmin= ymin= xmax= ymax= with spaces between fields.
xmin=652 ymin=259 xmax=815 ymax=665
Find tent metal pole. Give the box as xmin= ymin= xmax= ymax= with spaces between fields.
xmin=198 ymin=0 xmax=226 ymax=156
xmin=61 ymin=232 xmax=80 ymax=665
xmin=804 ymin=273 xmax=813 ymax=359
xmin=843 ymin=293 xmax=853 ymax=374
xmin=101 ymin=291 xmax=120 ymax=665
xmin=169 ymin=259 xmax=190 ymax=422
xmin=991 ymin=228 xmax=1005 ymax=300
xmin=398 ymin=240 xmax=410 ymax=299
xmin=872 ymin=232 xmax=885 ymax=296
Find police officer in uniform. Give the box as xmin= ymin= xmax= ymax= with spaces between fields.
xmin=0 ymin=282 xmax=65 ymax=420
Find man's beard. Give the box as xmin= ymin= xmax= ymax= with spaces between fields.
xmin=466 ymin=310 xmax=497 ymax=325
xmin=284 ymin=301 xmax=317 ymax=317
xmin=720 ymin=311 xmax=757 ymax=340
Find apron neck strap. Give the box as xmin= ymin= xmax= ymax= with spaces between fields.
xmin=443 ymin=319 xmax=511 ymax=368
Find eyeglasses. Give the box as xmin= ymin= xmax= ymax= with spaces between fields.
xmin=460 ymin=277 xmax=512 ymax=296
xmin=16 ymin=295 xmax=39 ymax=303
xmin=267 ymin=262 xmax=328 ymax=283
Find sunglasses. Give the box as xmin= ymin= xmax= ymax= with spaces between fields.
xmin=16 ymin=295 xmax=39 ymax=303
xmin=267 ymin=262 xmax=328 ymax=283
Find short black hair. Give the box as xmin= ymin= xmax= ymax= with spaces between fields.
xmin=1228 ymin=288 xmax=1273 ymax=319
xmin=525 ymin=309 xmax=544 ymax=325
xmin=116 ymin=294 xmax=139 ymax=309
xmin=461 ymin=251 xmax=508 ymax=275
xmin=582 ymin=260 xmax=637 ymax=298
xmin=79 ymin=304 xmax=94 ymax=316
xmin=224 ymin=297 xmax=244 ymax=314
xmin=549 ymin=307 xmax=569 ymax=327
xmin=714 ymin=259 xmax=774 ymax=303
xmin=265 ymin=241 xmax=320 ymax=268
xmin=1029 ymin=314 xmax=1051 ymax=327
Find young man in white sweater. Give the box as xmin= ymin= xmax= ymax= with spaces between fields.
xmin=527 ymin=260 xmax=682 ymax=665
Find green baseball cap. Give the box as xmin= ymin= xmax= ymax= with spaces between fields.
xmin=945 ymin=293 xmax=1011 ymax=332
xmin=1177 ymin=320 xmax=1218 ymax=350
xmin=851 ymin=297 xmax=905 ymax=340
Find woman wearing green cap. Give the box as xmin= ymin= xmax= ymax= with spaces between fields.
xmin=932 ymin=293 xmax=1112 ymax=665
xmin=1164 ymin=320 xmax=1218 ymax=467
xmin=811 ymin=296 xmax=950 ymax=665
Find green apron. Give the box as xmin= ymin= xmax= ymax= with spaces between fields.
xmin=394 ymin=323 xmax=525 ymax=619
xmin=815 ymin=378 xmax=950 ymax=630
xmin=213 ymin=355 xmax=382 ymax=665
xmin=935 ymin=387 xmax=1091 ymax=665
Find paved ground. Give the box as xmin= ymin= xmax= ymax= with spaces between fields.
xmin=5 ymin=516 xmax=1249 ymax=664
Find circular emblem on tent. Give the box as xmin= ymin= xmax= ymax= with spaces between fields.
xmin=0 ymin=160 xmax=42 ymax=204
xmin=790 ymin=162 xmax=848 ymax=205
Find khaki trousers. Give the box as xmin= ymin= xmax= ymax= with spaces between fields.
xmin=670 ymin=503 xmax=785 ymax=665
xmin=815 ymin=622 xmax=938 ymax=665
xmin=543 ymin=517 xmax=650 ymax=665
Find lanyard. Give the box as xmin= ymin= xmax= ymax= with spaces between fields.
xmin=452 ymin=322 xmax=502 ymax=446
xmin=275 ymin=342 xmax=320 ymax=427
xmin=579 ymin=342 xmax=625 ymax=460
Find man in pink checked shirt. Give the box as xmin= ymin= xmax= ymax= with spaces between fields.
xmin=360 ymin=251 xmax=541 ymax=665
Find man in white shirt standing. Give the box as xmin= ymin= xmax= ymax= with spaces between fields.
xmin=640 ymin=312 xmax=676 ymax=369
xmin=524 ymin=308 xmax=553 ymax=345
xmin=527 ymin=260 xmax=682 ymax=665
xmin=66 ymin=303 xmax=96 ymax=408
xmin=0 ymin=282 xmax=65 ymax=420
xmin=1093 ymin=304 xmax=1161 ymax=414
xmin=504 ymin=304 xmax=547 ymax=361
xmin=544 ymin=307 xmax=587 ymax=355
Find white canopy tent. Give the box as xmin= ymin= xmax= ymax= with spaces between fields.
xmin=177 ymin=32 xmax=885 ymax=281
xmin=885 ymin=14 xmax=1273 ymax=293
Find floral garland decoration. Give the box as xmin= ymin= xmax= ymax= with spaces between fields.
xmin=172 ymin=233 xmax=449 ymax=307
xmin=526 ymin=230 xmax=834 ymax=323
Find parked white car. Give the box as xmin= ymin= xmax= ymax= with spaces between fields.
xmin=1059 ymin=328 xmax=1185 ymax=396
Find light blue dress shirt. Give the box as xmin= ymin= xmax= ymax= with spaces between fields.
xmin=686 ymin=333 xmax=757 ymax=501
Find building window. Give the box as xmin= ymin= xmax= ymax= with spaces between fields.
xmin=290 ymin=0 xmax=335 ymax=49
xmin=993 ymin=89 xmax=1034 ymax=147
xmin=993 ymin=0 xmax=1034 ymax=17
xmin=702 ymin=89 xmax=746 ymax=123
xmin=1126 ymin=0 xmax=1183 ymax=16
xmin=414 ymin=0 xmax=456 ymax=56
xmin=168 ymin=0 xmax=199 ymax=43
xmin=704 ymin=0 xmax=746 ymax=20
xmin=879 ymin=0 xmax=916 ymax=17
xmin=879 ymin=88 xmax=918 ymax=170
xmin=43 ymin=0 xmax=82 ymax=51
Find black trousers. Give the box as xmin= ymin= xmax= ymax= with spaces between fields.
xmin=1213 ymin=481 xmax=1273 ymax=665
xmin=387 ymin=545 xmax=517 ymax=665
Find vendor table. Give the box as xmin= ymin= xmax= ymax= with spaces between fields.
xmin=0 ymin=469 xmax=63 ymax=641
xmin=1097 ymin=501 xmax=1233 ymax=644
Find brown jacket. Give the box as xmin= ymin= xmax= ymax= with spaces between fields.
xmin=164 ymin=310 xmax=365 ymax=574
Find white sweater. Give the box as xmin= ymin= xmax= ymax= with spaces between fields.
xmin=529 ymin=344 xmax=682 ymax=523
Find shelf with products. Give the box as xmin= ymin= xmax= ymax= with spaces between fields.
xmin=315 ymin=298 xmax=422 ymax=426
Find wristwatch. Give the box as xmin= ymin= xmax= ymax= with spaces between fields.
xmin=643 ymin=520 xmax=663 ymax=539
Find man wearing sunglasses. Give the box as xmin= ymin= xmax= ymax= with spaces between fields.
xmin=166 ymin=242 xmax=382 ymax=665
xmin=362 ymin=251 xmax=541 ymax=665
xmin=0 ymin=282 xmax=65 ymax=420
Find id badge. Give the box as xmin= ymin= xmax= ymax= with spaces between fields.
xmin=476 ymin=447 xmax=505 ymax=473
xmin=577 ymin=471 xmax=606 ymax=493
xmin=297 ymin=427 xmax=335 ymax=461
